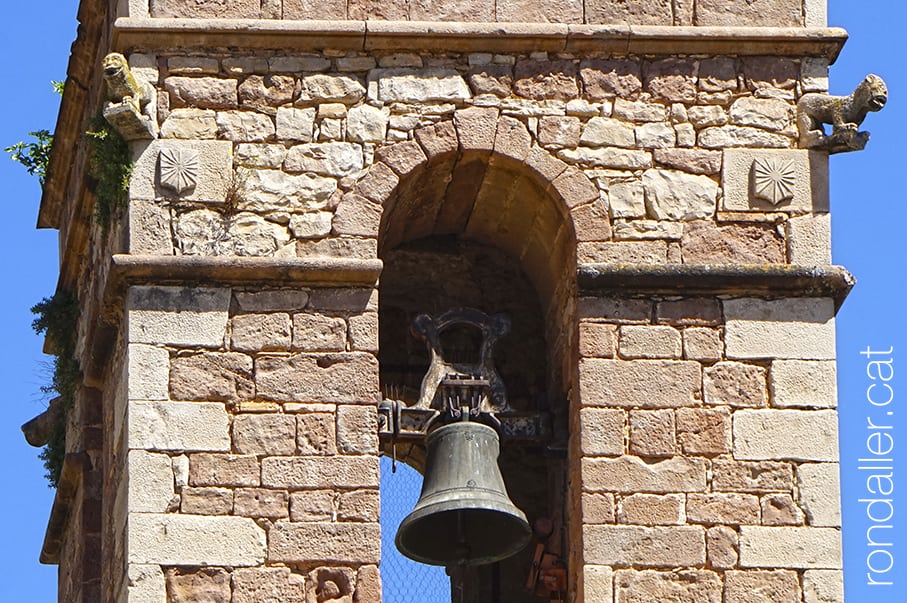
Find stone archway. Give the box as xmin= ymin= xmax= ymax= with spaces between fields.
xmin=351 ymin=108 xmax=603 ymax=602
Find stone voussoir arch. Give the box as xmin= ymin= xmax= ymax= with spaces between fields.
xmin=334 ymin=106 xmax=607 ymax=256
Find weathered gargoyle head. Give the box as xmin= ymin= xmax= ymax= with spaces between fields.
xmin=863 ymin=74 xmax=888 ymax=112
xmin=102 ymin=52 xmax=129 ymax=80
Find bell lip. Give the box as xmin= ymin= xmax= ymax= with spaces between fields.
xmin=395 ymin=499 xmax=532 ymax=567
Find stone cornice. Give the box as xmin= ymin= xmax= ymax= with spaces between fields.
xmin=40 ymin=453 xmax=86 ymax=565
xmin=111 ymin=18 xmax=848 ymax=60
xmin=577 ymin=264 xmax=855 ymax=311
xmin=107 ymin=254 xmax=383 ymax=290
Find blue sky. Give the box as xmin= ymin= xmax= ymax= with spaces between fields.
xmin=0 ymin=2 xmax=902 ymax=601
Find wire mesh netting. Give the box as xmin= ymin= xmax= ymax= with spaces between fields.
xmin=380 ymin=456 xmax=450 ymax=603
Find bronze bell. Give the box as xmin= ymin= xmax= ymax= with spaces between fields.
xmin=395 ymin=420 xmax=531 ymax=566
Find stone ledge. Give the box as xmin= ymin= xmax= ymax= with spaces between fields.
xmin=108 ymin=254 xmax=383 ymax=289
xmin=40 ymin=453 xmax=87 ymax=564
xmin=577 ymin=264 xmax=854 ymax=310
xmin=111 ymin=18 xmax=848 ymax=59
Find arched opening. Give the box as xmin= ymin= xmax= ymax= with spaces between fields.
xmin=372 ymin=115 xmax=580 ymax=603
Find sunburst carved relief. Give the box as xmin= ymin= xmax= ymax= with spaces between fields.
xmin=159 ymin=147 xmax=200 ymax=195
xmin=752 ymin=157 xmax=796 ymax=206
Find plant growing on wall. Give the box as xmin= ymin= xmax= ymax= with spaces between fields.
xmin=30 ymin=291 xmax=80 ymax=487
xmin=4 ymin=82 xmax=63 ymax=187
xmin=6 ymin=81 xmax=83 ymax=486
xmin=86 ymin=114 xmax=133 ymax=227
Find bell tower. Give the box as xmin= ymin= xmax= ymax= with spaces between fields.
xmin=30 ymin=0 xmax=877 ymax=601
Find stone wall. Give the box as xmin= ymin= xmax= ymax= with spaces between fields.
xmin=121 ymin=0 xmax=826 ymax=28
xmin=572 ymin=295 xmax=842 ymax=601
xmin=129 ymin=50 xmax=830 ymax=269
xmin=38 ymin=0 xmax=849 ymax=599
xmin=115 ymin=284 xmax=381 ymax=601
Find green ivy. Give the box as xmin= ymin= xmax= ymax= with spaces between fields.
xmin=86 ymin=115 xmax=133 ymax=227
xmin=31 ymin=291 xmax=80 ymax=487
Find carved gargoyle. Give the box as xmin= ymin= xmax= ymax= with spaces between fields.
xmin=796 ymin=74 xmax=887 ymax=153
xmin=101 ymin=52 xmax=158 ymax=140
xmin=21 ymin=396 xmax=63 ymax=447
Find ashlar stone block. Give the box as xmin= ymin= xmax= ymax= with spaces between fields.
xmin=704 ymin=362 xmax=767 ymax=408
xmin=236 ymin=168 xmax=337 ymax=213
xmin=127 ymin=344 xmax=169 ymax=401
xmin=128 ymin=402 xmax=230 ymax=452
xmin=269 ymin=522 xmax=380 ymax=564
xmin=126 ymin=286 xmax=230 ymax=348
xmin=738 ymin=526 xmax=842 ymax=569
xmin=579 ymin=359 xmax=701 ymax=408
xmin=179 ymin=487 xmax=233 ymax=515
xmin=169 ymin=351 xmax=254 ymax=401
xmin=234 ymin=488 xmax=289 ymax=519
xmin=276 ymin=107 xmax=316 ymax=142
xmin=629 ymin=409 xmax=676 ymax=457
xmin=724 ymin=570 xmax=801 ymax=603
xmin=722 ymin=149 xmax=829 ymax=213
xmin=613 ymin=569 xmax=722 ymax=602
xmin=617 ymin=493 xmax=684 ymax=525
xmin=231 ymin=314 xmax=292 ymax=352
xmin=707 ymin=526 xmax=739 ymax=569
xmin=233 ymin=567 xmax=306 ymax=603
xmin=126 ymin=564 xmax=166 ymax=603
xmin=233 ymin=414 xmax=296 ymax=455
xmin=578 ymin=407 xmax=624 ymax=456
xmin=682 ymin=327 xmax=723 ymax=362
xmin=584 ymin=525 xmax=705 ymax=566
xmin=802 ymin=570 xmax=844 ymax=603
xmin=581 ymin=493 xmax=615 ymax=524
xmin=787 ymin=213 xmax=832 ymax=265
xmin=585 ymin=0 xmax=672 ymax=25
xmin=128 ymin=514 xmax=266 ymax=566
xmin=642 ymin=169 xmax=718 ymax=221
xmin=151 ymin=0 xmax=259 ymax=18
xmin=733 ymin=409 xmax=839 ymax=462
xmin=695 ymin=0 xmax=803 ymax=27
xmin=376 ymin=68 xmax=471 ymax=103
xmin=256 ymin=352 xmax=378 ymax=403
xmin=128 ymin=450 xmax=174 ymax=513
xmin=285 ymin=142 xmax=364 ymax=178
xmin=619 ymin=325 xmax=682 ymax=359
xmin=131 ymin=140 xmax=233 ymax=203
xmin=166 ymin=568 xmax=231 ymax=603
xmin=676 ymin=407 xmax=731 ymax=455
xmin=189 ymin=453 xmax=260 ymax=487
xmin=336 ymin=405 xmax=379 ymax=455
xmin=581 ymin=565 xmax=612 ymax=603
xmin=687 ymin=493 xmax=759 ymax=525
xmin=261 ymin=455 xmax=378 ymax=489
xmin=724 ymin=298 xmax=836 ymax=360
xmin=797 ymin=463 xmax=842 ymax=527
xmin=160 ymin=108 xmax=217 ymax=139
xmin=291 ymin=314 xmax=347 ymax=351
xmin=582 ymin=456 xmax=707 ymax=493
xmin=770 ymin=360 xmax=837 ymax=408
xmin=712 ymin=460 xmax=794 ymax=493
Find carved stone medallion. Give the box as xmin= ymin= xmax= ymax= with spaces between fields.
xmin=752 ymin=156 xmax=796 ymax=206
xmin=159 ymin=147 xmax=200 ymax=195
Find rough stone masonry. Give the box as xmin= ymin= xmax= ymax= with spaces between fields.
xmin=29 ymin=0 xmax=869 ymax=601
